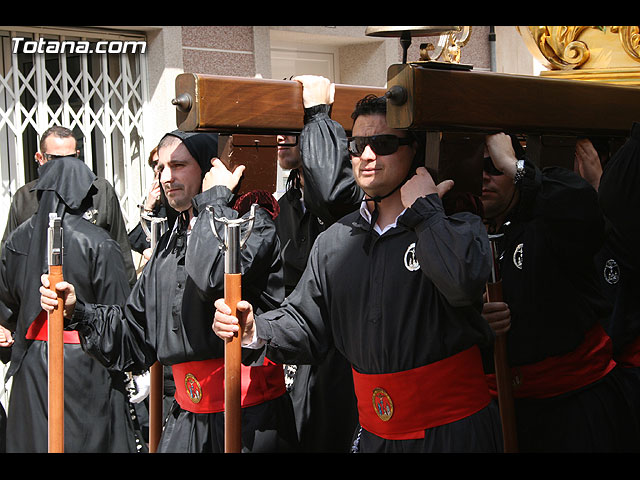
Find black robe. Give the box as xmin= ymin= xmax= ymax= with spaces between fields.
xmin=0 ymin=156 xmax=142 ymax=453
xmin=596 ymin=122 xmax=640 ymax=358
xmin=488 ymin=159 xmax=639 ymax=452
xmin=595 ymin=122 xmax=640 ymax=443
xmin=2 ymin=170 xmax=137 ymax=287
xmin=66 ymin=131 xmax=298 ymax=453
xmin=275 ymin=105 xmax=362 ymax=452
xmin=251 ymin=191 xmax=502 ymax=453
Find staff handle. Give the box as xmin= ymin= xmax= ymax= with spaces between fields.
xmin=48 ymin=264 xmax=65 ymax=453
xmin=486 ymin=280 xmax=518 ymax=453
xmin=224 ymin=273 xmax=243 ymax=453
xmin=208 ymin=204 xmax=257 ymax=453
xmin=140 ymin=213 xmax=167 ymax=453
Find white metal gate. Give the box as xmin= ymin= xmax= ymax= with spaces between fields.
xmin=0 ymin=26 xmax=149 ymax=233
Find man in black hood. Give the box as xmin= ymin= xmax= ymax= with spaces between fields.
xmin=41 ymin=130 xmax=297 ymax=453
xmin=2 ymin=126 xmax=137 ymax=287
xmin=0 ymin=155 xmax=144 ymax=452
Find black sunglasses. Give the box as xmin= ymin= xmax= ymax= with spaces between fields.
xmin=483 ymin=156 xmax=503 ymax=176
xmin=277 ymin=135 xmax=298 ymax=147
xmin=43 ymin=152 xmax=78 ymax=161
xmin=347 ymin=135 xmax=413 ymax=156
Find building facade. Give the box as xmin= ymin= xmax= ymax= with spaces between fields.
xmin=0 ymin=25 xmax=540 ymax=233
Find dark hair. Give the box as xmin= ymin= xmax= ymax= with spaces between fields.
xmin=148 ymin=145 xmax=159 ymax=169
xmin=40 ymin=126 xmax=75 ymax=152
xmin=351 ymin=94 xmax=387 ymax=125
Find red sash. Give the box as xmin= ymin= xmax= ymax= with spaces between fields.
xmin=486 ymin=323 xmax=616 ymax=399
xmin=25 ymin=310 xmax=80 ymax=344
xmin=172 ymin=357 xmax=285 ymax=414
xmin=615 ymin=336 xmax=640 ymax=368
xmin=352 ymin=346 xmax=492 ymax=440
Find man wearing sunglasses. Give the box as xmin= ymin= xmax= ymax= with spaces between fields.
xmin=2 ymin=126 xmax=136 ymax=288
xmin=214 ymin=94 xmax=502 ymax=453
xmin=480 ymin=132 xmax=639 ymax=452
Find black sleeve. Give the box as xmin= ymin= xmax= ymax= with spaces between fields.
xmin=93 ymin=179 xmax=138 ymax=287
xmin=598 ymin=123 xmax=640 ymax=265
xmin=187 ymin=185 xmax=285 ymax=314
xmin=400 ymin=194 xmax=492 ymax=307
xmin=520 ymin=161 xmax=605 ymax=261
xmin=0 ymin=240 xmax=19 ymax=332
xmin=253 ymin=238 xmax=333 ymax=366
xmin=68 ymin=252 xmax=153 ymax=373
xmin=127 ymin=222 xmax=149 ymax=254
xmin=298 ymin=105 xmax=362 ymax=225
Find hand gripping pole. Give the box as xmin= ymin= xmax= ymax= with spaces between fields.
xmin=208 ymin=204 xmax=257 ymax=453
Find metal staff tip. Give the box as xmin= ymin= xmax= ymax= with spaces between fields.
xmin=47 ymin=213 xmax=63 ymax=267
xmin=207 ymin=203 xmax=258 ymax=274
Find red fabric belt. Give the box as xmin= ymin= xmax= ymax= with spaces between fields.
xmin=486 ymin=323 xmax=617 ymax=399
xmin=616 ymin=335 xmax=640 ymax=368
xmin=25 ymin=310 xmax=80 ymax=344
xmin=352 ymin=346 xmax=492 ymax=440
xmin=172 ymin=357 xmax=285 ymax=414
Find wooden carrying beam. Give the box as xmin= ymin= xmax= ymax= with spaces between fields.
xmin=174 ymin=73 xmax=386 ymax=134
xmin=384 ymin=62 xmax=640 ymax=194
xmin=385 ymin=63 xmax=640 ymax=137
xmin=173 ymin=67 xmax=639 ymax=197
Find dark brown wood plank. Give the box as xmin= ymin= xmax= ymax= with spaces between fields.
xmin=386 ymin=63 xmax=640 ymax=137
xmin=174 ymin=73 xmax=386 ymax=133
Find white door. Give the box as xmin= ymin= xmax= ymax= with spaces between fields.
xmin=270 ymin=40 xmax=338 ymax=196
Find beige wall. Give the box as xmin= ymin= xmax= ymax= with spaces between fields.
xmin=112 ymin=25 xmax=541 ymax=155
xmin=152 ymin=25 xmax=538 ymax=82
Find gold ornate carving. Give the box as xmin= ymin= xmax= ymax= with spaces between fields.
xmin=419 ymin=26 xmax=472 ymax=64
xmin=518 ymin=26 xmax=591 ymax=70
xmin=518 ymin=26 xmax=640 ymax=71
xmin=612 ymin=26 xmax=640 ymax=62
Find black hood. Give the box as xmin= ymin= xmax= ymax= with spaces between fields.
xmin=162 ymin=130 xmax=219 ymax=180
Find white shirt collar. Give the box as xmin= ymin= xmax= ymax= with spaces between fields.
xmin=358 ymin=197 xmax=406 ymax=235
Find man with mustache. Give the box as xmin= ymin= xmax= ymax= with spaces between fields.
xmin=41 ymin=130 xmax=298 ymax=453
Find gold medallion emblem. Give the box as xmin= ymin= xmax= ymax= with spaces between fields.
xmin=185 ymin=373 xmax=202 ymax=404
xmin=372 ymin=387 xmax=393 ymax=421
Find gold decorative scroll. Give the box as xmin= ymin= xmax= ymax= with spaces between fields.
xmin=517 ymin=26 xmax=640 ymax=86
xmin=419 ymin=26 xmax=472 ymax=63
xmin=612 ymin=26 xmax=640 ymax=62
xmin=518 ymin=26 xmax=640 ymax=70
xmin=518 ymin=26 xmax=591 ymax=70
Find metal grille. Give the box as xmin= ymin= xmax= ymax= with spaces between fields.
xmin=0 ymin=27 xmax=149 ymax=232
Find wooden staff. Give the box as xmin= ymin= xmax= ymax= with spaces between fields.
xmin=139 ymin=211 xmax=168 ymax=453
xmin=486 ymin=233 xmax=518 ymax=453
xmin=47 ymin=213 xmax=64 ymax=453
xmin=208 ymin=204 xmax=258 ymax=453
